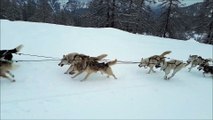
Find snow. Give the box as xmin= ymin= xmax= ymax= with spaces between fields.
xmin=0 ymin=20 xmax=212 ymax=119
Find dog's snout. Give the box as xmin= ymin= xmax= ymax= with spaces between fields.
xmin=138 ymin=64 xmax=142 ymax=67
xmin=58 ymin=63 xmax=64 ymax=67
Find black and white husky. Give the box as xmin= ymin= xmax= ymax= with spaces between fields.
xmin=0 ymin=44 xmax=23 ymax=61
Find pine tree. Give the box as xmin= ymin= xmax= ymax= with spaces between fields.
xmin=158 ymin=0 xmax=184 ymax=38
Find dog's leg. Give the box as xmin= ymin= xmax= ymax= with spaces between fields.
xmin=188 ymin=64 xmax=197 ymax=72
xmin=168 ymin=71 xmax=177 ymax=80
xmin=1 ymin=72 xmax=15 ymax=82
xmin=151 ymin=68 xmax=156 ymax=73
xmin=72 ymin=71 xmax=83 ymax=78
xmin=6 ymin=71 xmax=15 ymax=82
xmin=81 ymin=72 xmax=92 ymax=82
xmin=203 ymin=72 xmax=206 ymax=77
xmin=112 ymin=74 xmax=117 ymax=79
xmin=163 ymin=70 xmax=170 ymax=80
xmin=65 ymin=65 xmax=74 ymax=74
xmin=147 ymin=67 xmax=152 ymax=74
xmin=106 ymin=68 xmax=117 ymax=79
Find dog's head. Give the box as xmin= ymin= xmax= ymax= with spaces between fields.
xmin=58 ymin=55 xmax=70 ymax=67
xmin=58 ymin=53 xmax=79 ymax=67
xmin=187 ymin=55 xmax=198 ymax=63
xmin=138 ymin=58 xmax=147 ymax=68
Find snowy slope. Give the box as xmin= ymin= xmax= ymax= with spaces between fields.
xmin=0 ymin=20 xmax=212 ymax=119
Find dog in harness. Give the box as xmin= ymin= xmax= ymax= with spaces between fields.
xmin=70 ymin=55 xmax=117 ymax=81
xmin=138 ymin=51 xmax=171 ymax=74
xmin=160 ymin=59 xmax=190 ymax=80
xmin=0 ymin=44 xmax=23 ymax=82
xmin=58 ymin=53 xmax=108 ymax=75
xmin=187 ymin=55 xmax=212 ymax=72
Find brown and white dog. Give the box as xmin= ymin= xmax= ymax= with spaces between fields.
xmin=71 ymin=55 xmax=117 ymax=81
xmin=58 ymin=53 xmax=108 ymax=75
xmin=138 ymin=51 xmax=171 ymax=74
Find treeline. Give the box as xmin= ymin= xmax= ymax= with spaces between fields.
xmin=0 ymin=0 xmax=212 ymax=44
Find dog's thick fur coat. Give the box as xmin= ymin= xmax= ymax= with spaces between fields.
xmin=187 ymin=55 xmax=212 ymax=72
xmin=160 ymin=59 xmax=189 ymax=80
xmin=0 ymin=44 xmax=23 ymax=82
xmin=138 ymin=51 xmax=171 ymax=74
xmin=58 ymin=53 xmax=107 ymax=74
xmin=71 ymin=55 xmax=117 ymax=81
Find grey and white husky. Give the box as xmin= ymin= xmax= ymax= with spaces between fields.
xmin=138 ymin=51 xmax=171 ymax=74
xmin=160 ymin=59 xmax=190 ymax=80
xmin=187 ymin=55 xmax=212 ymax=72
xmin=58 ymin=53 xmax=107 ymax=74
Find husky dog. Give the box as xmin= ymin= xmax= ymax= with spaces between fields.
xmin=0 ymin=44 xmax=23 ymax=61
xmin=198 ymin=62 xmax=213 ymax=77
xmin=138 ymin=51 xmax=171 ymax=74
xmin=58 ymin=53 xmax=108 ymax=74
xmin=187 ymin=55 xmax=212 ymax=72
xmin=0 ymin=45 xmax=23 ymax=82
xmin=160 ymin=59 xmax=190 ymax=80
xmin=0 ymin=60 xmax=15 ymax=82
xmin=71 ymin=55 xmax=117 ymax=81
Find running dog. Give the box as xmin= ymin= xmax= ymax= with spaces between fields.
xmin=138 ymin=51 xmax=171 ymax=74
xmin=160 ymin=59 xmax=190 ymax=80
xmin=71 ymin=55 xmax=117 ymax=81
xmin=58 ymin=53 xmax=108 ymax=74
xmin=187 ymin=55 xmax=212 ymax=72
xmin=198 ymin=62 xmax=213 ymax=77
xmin=0 ymin=44 xmax=23 ymax=82
xmin=0 ymin=60 xmax=15 ymax=82
xmin=0 ymin=44 xmax=23 ymax=61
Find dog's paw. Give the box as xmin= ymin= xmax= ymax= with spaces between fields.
xmin=11 ymin=80 xmax=16 ymax=82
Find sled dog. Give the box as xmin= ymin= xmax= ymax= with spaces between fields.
xmin=160 ymin=59 xmax=189 ymax=80
xmin=0 ymin=44 xmax=23 ymax=82
xmin=187 ymin=55 xmax=212 ymax=72
xmin=138 ymin=51 xmax=171 ymax=74
xmin=71 ymin=55 xmax=117 ymax=81
xmin=58 ymin=53 xmax=107 ymax=74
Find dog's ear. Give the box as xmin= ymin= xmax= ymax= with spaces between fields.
xmin=63 ymin=55 xmax=65 ymax=58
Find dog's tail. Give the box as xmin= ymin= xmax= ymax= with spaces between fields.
xmin=107 ymin=59 xmax=117 ymax=66
xmin=160 ymin=51 xmax=171 ymax=57
xmin=8 ymin=44 xmax=24 ymax=53
xmin=95 ymin=54 xmax=108 ymax=61
xmin=15 ymin=44 xmax=23 ymax=52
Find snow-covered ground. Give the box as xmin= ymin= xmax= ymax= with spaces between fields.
xmin=0 ymin=20 xmax=212 ymax=119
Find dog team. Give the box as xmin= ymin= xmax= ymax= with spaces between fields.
xmin=0 ymin=45 xmax=213 ymax=82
